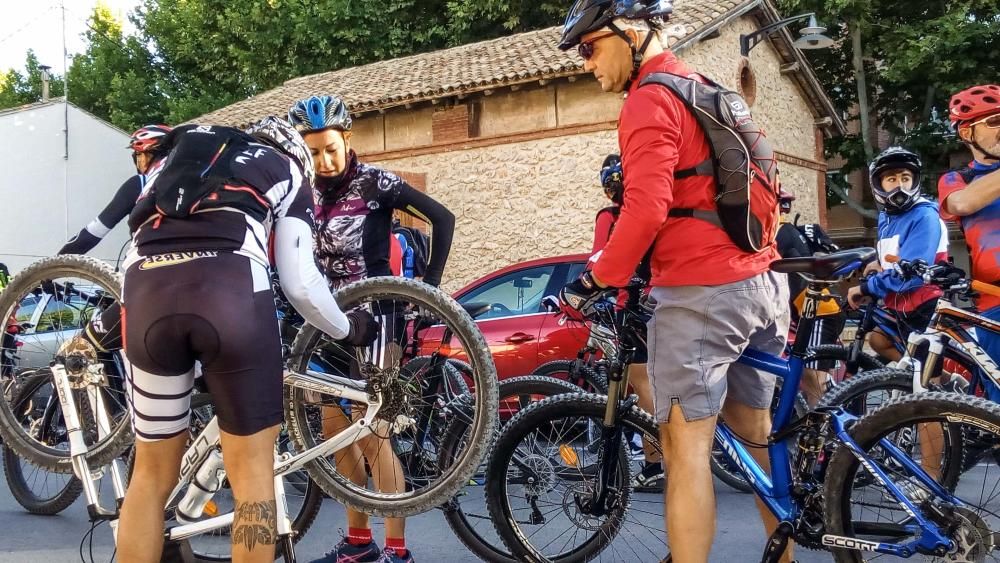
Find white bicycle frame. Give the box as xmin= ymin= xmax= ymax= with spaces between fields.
xmin=48 ymin=358 xmax=404 ymax=546
xmin=888 ymin=295 xmax=1000 ymax=394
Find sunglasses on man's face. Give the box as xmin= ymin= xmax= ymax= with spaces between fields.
xmin=577 ymin=32 xmax=617 ymax=61
xmin=970 ymin=114 xmax=1000 ymax=130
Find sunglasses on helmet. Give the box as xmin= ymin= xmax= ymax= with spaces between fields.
xmin=577 ymin=32 xmax=618 ymax=61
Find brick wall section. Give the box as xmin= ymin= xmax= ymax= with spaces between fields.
xmin=371 ymin=130 xmax=618 ymax=291
xmin=390 ymin=171 xmax=428 ymax=230
xmin=432 ymin=105 xmax=472 ymax=143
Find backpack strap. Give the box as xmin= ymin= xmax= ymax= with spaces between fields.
xmin=666 ymin=208 xmax=722 ymax=227
xmin=674 ymin=159 xmax=714 ymax=180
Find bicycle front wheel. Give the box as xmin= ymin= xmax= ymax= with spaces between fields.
xmin=0 ymin=255 xmax=132 ymax=471
xmin=485 ymin=393 xmax=668 ymax=563
xmin=284 ymin=277 xmax=499 ymax=517
xmin=2 ymin=370 xmax=82 ymax=514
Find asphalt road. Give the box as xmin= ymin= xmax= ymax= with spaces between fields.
xmin=0 ymin=469 xmax=834 ymax=563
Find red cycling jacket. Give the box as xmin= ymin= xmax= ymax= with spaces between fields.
xmin=591 ymin=51 xmax=779 ymax=288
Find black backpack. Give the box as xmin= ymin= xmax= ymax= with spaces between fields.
xmin=638 ymin=72 xmax=780 ymax=253
xmin=392 ymin=225 xmax=430 ymax=278
xmin=130 ymin=125 xmax=263 ymax=231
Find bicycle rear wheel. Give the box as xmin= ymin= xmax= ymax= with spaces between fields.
xmin=824 ymin=392 xmax=994 ymax=562
xmin=0 ymin=255 xmax=132 ymax=471
xmin=441 ymin=375 xmax=582 ymax=563
xmin=284 ymin=277 xmax=498 ymax=517
xmin=485 ymin=393 xmax=668 ymax=563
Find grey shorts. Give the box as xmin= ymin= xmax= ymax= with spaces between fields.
xmin=647 ymin=270 xmax=790 ymax=422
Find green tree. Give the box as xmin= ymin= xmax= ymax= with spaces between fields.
xmin=67 ymin=4 xmax=167 ymax=131
xmin=0 ymin=50 xmax=66 ymax=109
xmin=778 ymin=0 xmax=999 ymax=212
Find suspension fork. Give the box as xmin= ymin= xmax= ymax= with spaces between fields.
xmin=581 ymin=359 xmax=635 ymax=516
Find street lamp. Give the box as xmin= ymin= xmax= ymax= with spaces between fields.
xmin=740 ymin=13 xmax=834 ymax=57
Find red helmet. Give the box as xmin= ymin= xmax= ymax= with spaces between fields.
xmin=949 ymin=85 xmax=1000 ymax=123
xmin=128 ymin=124 xmax=172 ymax=152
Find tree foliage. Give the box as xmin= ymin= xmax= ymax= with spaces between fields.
xmin=778 ymin=0 xmax=999 ymax=206
xmin=0 ymin=51 xmax=65 ymax=109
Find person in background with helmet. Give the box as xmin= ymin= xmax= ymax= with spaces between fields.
xmin=591 ymin=154 xmax=662 ymax=489
xmin=775 ymin=189 xmax=844 ymax=406
xmin=939 ymin=84 xmax=1000 ymax=400
xmin=289 ymin=94 xmax=454 ymax=563
xmin=846 ymin=147 xmax=949 ymax=363
xmin=555 ymin=1 xmax=789 ymax=561
xmin=59 ymin=125 xmax=172 ymax=255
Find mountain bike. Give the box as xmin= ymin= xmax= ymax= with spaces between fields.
xmin=0 ymin=256 xmax=499 ymax=561
xmin=488 ymin=247 xmax=1000 ymax=562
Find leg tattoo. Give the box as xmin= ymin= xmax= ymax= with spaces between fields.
xmin=232 ymin=499 xmax=277 ymax=551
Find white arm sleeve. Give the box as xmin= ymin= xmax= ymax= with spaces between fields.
xmin=274 ymin=216 xmax=350 ymax=340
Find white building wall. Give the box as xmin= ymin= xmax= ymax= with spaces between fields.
xmin=0 ymin=102 xmax=135 ymax=273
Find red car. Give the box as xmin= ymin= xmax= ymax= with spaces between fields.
xmin=451 ymin=254 xmax=591 ymax=380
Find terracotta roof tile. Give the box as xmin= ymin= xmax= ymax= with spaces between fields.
xmin=194 ymin=0 xmax=748 ymax=126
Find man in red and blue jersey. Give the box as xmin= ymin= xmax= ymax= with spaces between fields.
xmin=939 ymin=84 xmax=1000 ymax=400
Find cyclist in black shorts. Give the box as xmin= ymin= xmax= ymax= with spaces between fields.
xmin=775 ymin=189 xmax=845 ymax=406
xmin=67 ymin=118 xmax=377 ymax=562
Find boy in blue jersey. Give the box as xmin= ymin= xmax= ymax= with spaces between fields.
xmin=846 ymin=147 xmax=949 ymax=362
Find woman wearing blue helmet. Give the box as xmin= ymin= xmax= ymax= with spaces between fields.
xmin=289 ymin=94 xmax=455 ymax=563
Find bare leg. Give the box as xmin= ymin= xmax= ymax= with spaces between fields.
xmin=323 ymin=405 xmax=372 ymax=531
xmin=800 ymin=368 xmax=830 ymax=408
xmin=221 ymin=424 xmax=282 ymax=563
xmin=117 ymin=433 xmax=188 ymax=562
xmin=720 ymin=400 xmax=794 ymax=563
xmin=870 ymin=330 xmax=902 ymax=363
xmin=659 ymin=405 xmax=717 ymax=563
xmin=628 ymin=363 xmax=661 ymax=463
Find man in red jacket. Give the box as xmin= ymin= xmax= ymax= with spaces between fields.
xmin=558 ymin=2 xmax=789 ymax=561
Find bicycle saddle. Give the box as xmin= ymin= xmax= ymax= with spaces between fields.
xmin=462 ymin=302 xmax=492 ymax=319
xmin=770 ymin=247 xmax=876 ymax=279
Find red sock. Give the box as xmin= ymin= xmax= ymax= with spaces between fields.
xmin=385 ymin=537 xmax=407 ymax=557
xmin=347 ymin=527 xmax=372 ymax=546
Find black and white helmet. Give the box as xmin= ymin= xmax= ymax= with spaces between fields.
xmin=869 ymin=146 xmax=922 ymax=214
xmin=246 ymin=116 xmax=315 ymax=186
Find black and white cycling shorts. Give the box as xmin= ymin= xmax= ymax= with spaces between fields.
xmin=122 ymin=251 xmax=283 ymax=441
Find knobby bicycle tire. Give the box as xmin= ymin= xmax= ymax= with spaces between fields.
xmin=823 ymin=392 xmax=985 ymax=563
xmin=0 ymin=255 xmax=132 ymax=472
xmin=2 ymin=371 xmax=83 ymax=514
xmin=441 ymin=375 xmax=582 ymax=563
xmin=284 ymin=277 xmax=499 ymax=517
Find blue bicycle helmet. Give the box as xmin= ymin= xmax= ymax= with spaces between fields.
xmin=558 ymin=0 xmax=673 ymax=50
xmin=288 ymin=95 xmax=352 ymax=133
xmin=600 ymin=154 xmax=624 ymax=204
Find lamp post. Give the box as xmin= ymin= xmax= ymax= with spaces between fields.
xmin=740 ymin=13 xmax=834 ymax=57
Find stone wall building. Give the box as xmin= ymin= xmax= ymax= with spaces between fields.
xmin=196 ymin=0 xmax=844 ymax=291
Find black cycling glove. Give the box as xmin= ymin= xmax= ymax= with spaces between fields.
xmin=341 ymin=309 xmax=380 ymax=347
xmin=560 ymin=271 xmax=605 ymax=313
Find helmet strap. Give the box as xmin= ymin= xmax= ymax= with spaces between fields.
xmin=609 ymin=21 xmax=656 ymax=91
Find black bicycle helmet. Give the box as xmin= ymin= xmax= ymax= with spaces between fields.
xmin=559 ymin=0 xmax=673 ymax=50
xmin=869 ymin=147 xmax=922 ymax=214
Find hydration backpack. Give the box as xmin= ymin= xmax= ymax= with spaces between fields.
xmin=392 ymin=225 xmax=430 ymax=278
xmin=129 ymin=125 xmax=264 ymax=231
xmin=638 ymin=72 xmax=780 ymax=253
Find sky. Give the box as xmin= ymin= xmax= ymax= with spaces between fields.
xmin=0 ymin=0 xmax=140 ymax=74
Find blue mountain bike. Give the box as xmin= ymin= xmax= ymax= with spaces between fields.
xmin=486 ymin=248 xmax=1000 ymax=562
